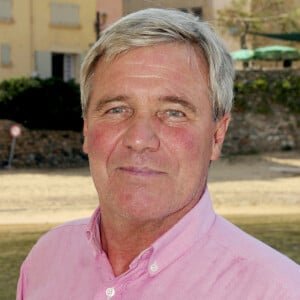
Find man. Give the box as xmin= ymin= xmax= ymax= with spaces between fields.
xmin=17 ymin=8 xmax=300 ymax=299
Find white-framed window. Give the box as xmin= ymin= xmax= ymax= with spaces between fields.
xmin=0 ymin=0 xmax=13 ymax=21
xmin=35 ymin=51 xmax=79 ymax=81
xmin=50 ymin=2 xmax=80 ymax=27
xmin=1 ymin=43 xmax=11 ymax=65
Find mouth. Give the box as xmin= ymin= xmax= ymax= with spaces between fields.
xmin=118 ymin=166 xmax=165 ymax=176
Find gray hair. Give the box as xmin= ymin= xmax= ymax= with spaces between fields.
xmin=80 ymin=8 xmax=235 ymax=119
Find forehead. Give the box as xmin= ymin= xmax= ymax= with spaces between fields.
xmin=94 ymin=43 xmax=209 ymax=83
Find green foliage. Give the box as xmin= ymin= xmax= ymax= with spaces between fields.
xmin=252 ymin=78 xmax=268 ymax=91
xmin=234 ymin=74 xmax=300 ymax=114
xmin=217 ymin=0 xmax=300 ymax=49
xmin=0 ymin=77 xmax=82 ymax=131
xmin=0 ymin=77 xmax=41 ymax=103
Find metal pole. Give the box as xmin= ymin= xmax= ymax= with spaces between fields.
xmin=7 ymin=137 xmax=17 ymax=168
xmin=95 ymin=12 xmax=100 ymax=41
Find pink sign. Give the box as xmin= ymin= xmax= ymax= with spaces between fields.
xmin=10 ymin=124 xmax=22 ymax=138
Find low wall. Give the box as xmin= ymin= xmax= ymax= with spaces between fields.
xmin=224 ymin=109 xmax=300 ymax=154
xmin=0 ymin=120 xmax=88 ymax=168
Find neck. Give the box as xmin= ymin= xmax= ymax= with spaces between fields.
xmin=99 ymin=194 xmax=201 ymax=276
xmin=100 ymin=215 xmax=170 ymax=276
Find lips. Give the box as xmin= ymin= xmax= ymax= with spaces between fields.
xmin=118 ymin=166 xmax=165 ymax=176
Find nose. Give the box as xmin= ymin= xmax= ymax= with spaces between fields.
xmin=122 ymin=116 xmax=160 ymax=152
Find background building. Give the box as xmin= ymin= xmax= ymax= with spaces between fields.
xmin=0 ymin=0 xmax=96 ymax=82
xmin=1 ymin=0 xmax=298 ymax=81
xmin=97 ymin=0 xmax=240 ymax=53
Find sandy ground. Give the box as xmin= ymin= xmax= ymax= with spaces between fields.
xmin=0 ymin=151 xmax=300 ymax=224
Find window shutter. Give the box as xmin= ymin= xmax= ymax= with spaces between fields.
xmin=1 ymin=44 xmax=11 ymax=65
xmin=0 ymin=0 xmax=12 ymax=21
xmin=35 ymin=51 xmax=52 ymax=79
xmin=50 ymin=2 xmax=80 ymax=27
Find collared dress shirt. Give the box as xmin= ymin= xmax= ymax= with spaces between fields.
xmin=17 ymin=188 xmax=300 ymax=300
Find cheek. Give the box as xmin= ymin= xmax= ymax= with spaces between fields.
xmin=164 ymin=126 xmax=211 ymax=160
xmin=172 ymin=131 xmax=196 ymax=153
xmin=87 ymin=124 xmax=119 ymax=158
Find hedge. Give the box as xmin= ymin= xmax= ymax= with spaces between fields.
xmin=0 ymin=77 xmax=82 ymax=131
xmin=233 ymin=74 xmax=300 ymax=114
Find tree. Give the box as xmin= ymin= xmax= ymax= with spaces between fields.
xmin=217 ymin=0 xmax=300 ymax=49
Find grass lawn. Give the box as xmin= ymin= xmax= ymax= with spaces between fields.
xmin=1 ymin=215 xmax=300 ymax=300
xmin=0 ymin=224 xmax=56 ymax=300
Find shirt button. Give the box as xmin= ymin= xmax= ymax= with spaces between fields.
xmin=106 ymin=287 xmax=115 ymax=298
xmin=150 ymin=262 xmax=158 ymax=273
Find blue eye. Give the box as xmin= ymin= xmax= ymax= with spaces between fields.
xmin=107 ymin=107 xmax=126 ymax=114
xmin=166 ymin=110 xmax=185 ymax=118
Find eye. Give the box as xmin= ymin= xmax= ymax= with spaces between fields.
xmin=103 ymin=105 xmax=133 ymax=121
xmin=165 ymin=109 xmax=186 ymax=118
xmin=106 ymin=106 xmax=127 ymax=114
xmin=157 ymin=109 xmax=188 ymax=124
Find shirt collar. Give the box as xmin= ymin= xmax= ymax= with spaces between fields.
xmin=148 ymin=187 xmax=216 ymax=276
xmin=86 ymin=206 xmax=102 ymax=256
xmin=86 ymin=187 xmax=216 ymax=274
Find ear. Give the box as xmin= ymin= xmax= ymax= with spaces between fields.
xmin=82 ymin=118 xmax=88 ymax=154
xmin=210 ymin=113 xmax=230 ymax=161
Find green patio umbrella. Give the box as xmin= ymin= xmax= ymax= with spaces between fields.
xmin=253 ymin=45 xmax=300 ymax=61
xmin=231 ymin=49 xmax=255 ymax=61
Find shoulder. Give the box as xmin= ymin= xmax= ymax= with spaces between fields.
xmin=211 ymin=215 xmax=300 ymax=293
xmin=17 ymin=217 xmax=96 ymax=298
xmin=38 ymin=217 xmax=90 ymax=243
xmin=49 ymin=217 xmax=90 ymax=233
xmin=23 ymin=217 xmax=91 ymax=265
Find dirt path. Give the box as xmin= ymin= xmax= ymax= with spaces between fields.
xmin=1 ymin=152 xmax=299 ymax=224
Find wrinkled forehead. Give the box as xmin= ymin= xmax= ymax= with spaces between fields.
xmin=93 ymin=42 xmax=209 ymax=83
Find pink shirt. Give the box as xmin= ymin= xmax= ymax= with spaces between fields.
xmin=17 ymin=188 xmax=300 ymax=299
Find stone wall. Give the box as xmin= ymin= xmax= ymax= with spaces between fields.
xmin=0 ymin=120 xmax=88 ymax=168
xmin=226 ymin=69 xmax=300 ymax=154
xmin=223 ymin=109 xmax=299 ymax=155
xmin=0 ymin=69 xmax=299 ymax=168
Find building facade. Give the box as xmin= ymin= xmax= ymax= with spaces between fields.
xmin=3 ymin=0 xmax=296 ymax=81
xmin=97 ymin=0 xmax=239 ymax=52
xmin=0 ymin=0 xmax=96 ymax=82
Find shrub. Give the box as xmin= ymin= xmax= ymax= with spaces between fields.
xmin=0 ymin=77 xmax=82 ymax=131
xmin=234 ymin=73 xmax=300 ymax=114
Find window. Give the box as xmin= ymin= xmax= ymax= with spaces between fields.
xmin=52 ymin=53 xmax=75 ymax=81
xmin=179 ymin=7 xmax=203 ymax=19
xmin=191 ymin=7 xmax=203 ymax=18
xmin=50 ymin=2 xmax=80 ymax=27
xmin=35 ymin=51 xmax=77 ymax=81
xmin=0 ymin=0 xmax=12 ymax=21
xmin=1 ymin=44 xmax=11 ymax=65
xmin=63 ymin=54 xmax=74 ymax=81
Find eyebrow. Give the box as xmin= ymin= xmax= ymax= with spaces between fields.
xmin=158 ymin=95 xmax=197 ymax=113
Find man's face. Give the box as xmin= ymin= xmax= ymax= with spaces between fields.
xmin=83 ymin=43 xmax=229 ymax=224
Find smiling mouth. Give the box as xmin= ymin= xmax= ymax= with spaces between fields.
xmin=118 ymin=166 xmax=165 ymax=176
